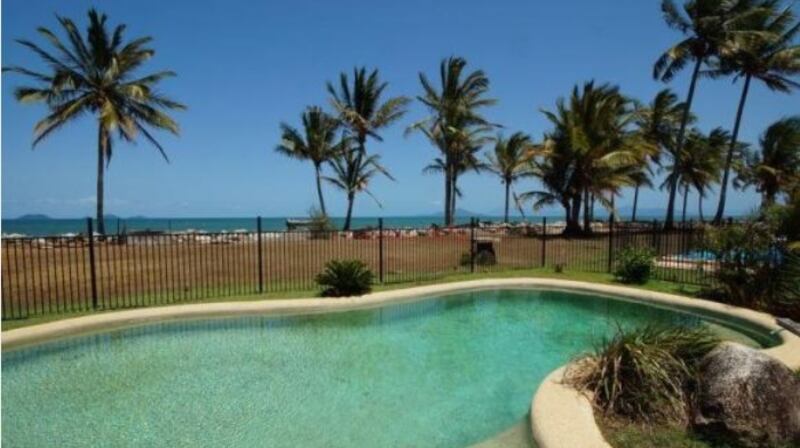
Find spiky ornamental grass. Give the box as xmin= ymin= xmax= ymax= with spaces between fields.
xmin=566 ymin=324 xmax=720 ymax=423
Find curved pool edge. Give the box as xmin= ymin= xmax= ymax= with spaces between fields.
xmin=3 ymin=278 xmax=799 ymax=448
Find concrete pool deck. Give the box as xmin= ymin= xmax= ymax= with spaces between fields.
xmin=3 ymin=278 xmax=799 ymax=448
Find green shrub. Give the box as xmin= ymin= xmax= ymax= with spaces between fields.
xmin=307 ymin=207 xmax=335 ymax=239
xmin=459 ymin=250 xmax=497 ymax=267
xmin=613 ymin=246 xmax=655 ymax=284
xmin=315 ymin=259 xmax=374 ymax=297
xmin=566 ymin=325 xmax=720 ymax=423
xmin=701 ymin=219 xmax=800 ymax=318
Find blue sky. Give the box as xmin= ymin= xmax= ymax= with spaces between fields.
xmin=2 ymin=0 xmax=798 ymax=219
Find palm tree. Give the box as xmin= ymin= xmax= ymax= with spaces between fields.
xmin=324 ymin=139 xmax=393 ymax=231
xmin=661 ymin=128 xmax=726 ymax=222
xmin=276 ymin=106 xmax=340 ymax=215
xmin=4 ymin=9 xmax=185 ymax=234
xmin=530 ymin=81 xmax=645 ymax=234
xmin=654 ymin=0 xmax=762 ymax=228
xmin=711 ymin=2 xmax=800 ymax=223
xmin=421 ymin=125 xmax=489 ymax=221
xmin=737 ymin=116 xmax=800 ymax=207
xmin=633 ymin=89 xmax=688 ymax=222
xmin=486 ymin=132 xmax=533 ymax=223
xmin=409 ymin=56 xmax=496 ymax=226
xmin=327 ymin=67 xmax=409 ymax=156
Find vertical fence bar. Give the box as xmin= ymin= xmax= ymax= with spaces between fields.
xmin=469 ymin=218 xmax=476 ymax=273
xmin=257 ymin=217 xmax=264 ymax=293
xmin=540 ymin=217 xmax=547 ymax=268
xmin=87 ymin=218 xmax=98 ymax=310
xmin=607 ymin=214 xmax=615 ymax=272
xmin=378 ymin=218 xmax=384 ymax=283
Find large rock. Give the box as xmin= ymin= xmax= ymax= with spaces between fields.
xmin=693 ymin=342 xmax=800 ymax=447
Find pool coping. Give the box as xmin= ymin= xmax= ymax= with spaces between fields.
xmin=3 ymin=278 xmax=799 ymax=448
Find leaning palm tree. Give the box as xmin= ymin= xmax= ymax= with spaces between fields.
xmin=654 ymin=0 xmax=763 ymax=228
xmin=324 ymin=139 xmax=393 ymax=231
xmin=711 ymin=2 xmax=800 ymax=223
xmin=275 ymin=106 xmax=340 ymax=215
xmin=485 ymin=132 xmax=533 ymax=223
xmin=4 ymin=9 xmax=185 ymax=234
xmin=633 ymin=89 xmax=689 ymax=223
xmin=409 ymin=56 xmax=497 ymax=225
xmin=327 ymin=67 xmax=409 ymax=156
xmin=737 ymin=116 xmax=800 ymax=207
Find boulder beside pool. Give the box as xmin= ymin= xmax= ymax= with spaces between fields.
xmin=693 ymin=342 xmax=800 ymax=447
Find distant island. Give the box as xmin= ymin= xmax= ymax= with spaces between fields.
xmin=15 ymin=214 xmax=52 ymax=220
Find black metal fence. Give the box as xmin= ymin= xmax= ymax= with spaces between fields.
xmin=1 ymin=217 xmax=716 ymax=320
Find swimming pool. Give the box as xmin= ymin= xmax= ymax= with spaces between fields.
xmin=1 ymin=288 xmax=767 ymax=447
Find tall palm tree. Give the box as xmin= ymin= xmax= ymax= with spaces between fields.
xmin=711 ymin=2 xmax=800 ymax=223
xmin=633 ymin=89 xmax=688 ymax=222
xmin=409 ymin=56 xmax=496 ymax=226
xmin=324 ymin=139 xmax=393 ymax=231
xmin=654 ymin=0 xmax=762 ymax=228
xmin=486 ymin=132 xmax=533 ymax=223
xmin=275 ymin=106 xmax=340 ymax=215
xmin=737 ymin=116 xmax=800 ymax=207
xmin=4 ymin=9 xmax=185 ymax=234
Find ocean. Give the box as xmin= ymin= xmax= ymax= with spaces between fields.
xmin=1 ymin=215 xmax=535 ymax=236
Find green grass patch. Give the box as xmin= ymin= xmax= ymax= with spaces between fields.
xmin=599 ymin=416 xmax=715 ymax=448
xmin=1 ymin=267 xmax=703 ymax=331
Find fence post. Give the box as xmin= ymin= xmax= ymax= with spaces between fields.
xmin=469 ymin=217 xmax=476 ymax=273
xmin=651 ymin=219 xmax=659 ymax=254
xmin=378 ymin=218 xmax=384 ymax=283
xmin=257 ymin=216 xmax=263 ymax=293
xmin=540 ymin=216 xmax=547 ymax=268
xmin=86 ymin=217 xmax=98 ymax=310
xmin=607 ymin=214 xmax=615 ymax=272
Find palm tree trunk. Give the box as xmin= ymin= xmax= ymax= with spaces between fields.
xmin=666 ymin=57 xmax=703 ymax=230
xmin=503 ymin=181 xmax=510 ymax=223
xmin=665 ymin=175 xmax=679 ymax=230
xmin=582 ymin=188 xmax=591 ymax=233
xmin=450 ymin=173 xmax=458 ymax=223
xmin=631 ymin=184 xmax=640 ymax=222
xmin=682 ymin=186 xmax=688 ymax=223
xmin=343 ymin=192 xmax=355 ymax=231
xmin=444 ymin=164 xmax=452 ymax=226
xmin=714 ymin=74 xmax=751 ymax=225
xmin=566 ymin=195 xmax=582 ymax=235
xmin=698 ymin=194 xmax=705 ymax=222
xmin=315 ymin=164 xmax=327 ymax=216
xmin=96 ymin=125 xmax=106 ymax=235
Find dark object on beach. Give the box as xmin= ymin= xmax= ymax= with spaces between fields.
xmin=316 ymin=259 xmax=374 ymax=297
xmin=286 ymin=219 xmax=314 ymax=231
xmin=693 ymin=343 xmax=800 ymax=448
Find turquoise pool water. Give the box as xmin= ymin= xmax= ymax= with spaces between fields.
xmin=2 ymin=289 xmax=766 ymax=447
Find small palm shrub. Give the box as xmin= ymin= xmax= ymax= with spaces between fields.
xmin=566 ymin=325 xmax=719 ymax=423
xmin=613 ymin=246 xmax=655 ymax=284
xmin=316 ymin=259 xmax=374 ymax=297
